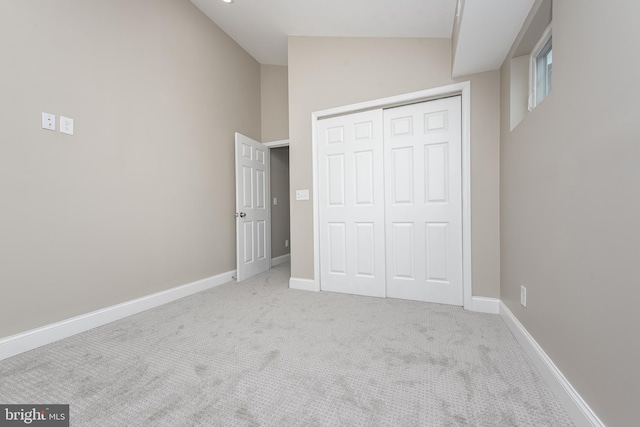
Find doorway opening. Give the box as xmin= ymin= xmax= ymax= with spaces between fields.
xmin=234 ymin=134 xmax=291 ymax=282
xmin=269 ymin=146 xmax=290 ymax=267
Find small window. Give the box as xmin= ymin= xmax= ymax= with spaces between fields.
xmin=529 ymin=24 xmax=552 ymax=110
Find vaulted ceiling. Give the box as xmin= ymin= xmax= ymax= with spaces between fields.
xmin=191 ymin=0 xmax=535 ymax=77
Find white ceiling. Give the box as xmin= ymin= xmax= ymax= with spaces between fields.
xmin=190 ymin=0 xmax=456 ymax=66
xmin=190 ymin=0 xmax=535 ymax=76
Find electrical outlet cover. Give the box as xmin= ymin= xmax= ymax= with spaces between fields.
xmin=42 ymin=112 xmax=56 ymax=131
xmin=60 ymin=116 xmax=74 ymax=135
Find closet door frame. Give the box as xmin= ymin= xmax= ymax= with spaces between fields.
xmin=311 ymin=82 xmax=474 ymax=311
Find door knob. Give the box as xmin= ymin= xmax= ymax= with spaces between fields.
xmin=239 ymin=212 xmax=247 ymax=218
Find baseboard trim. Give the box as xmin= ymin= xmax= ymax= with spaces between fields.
xmin=271 ymin=253 xmax=290 ymax=267
xmin=0 ymin=270 xmax=236 ymax=361
xmin=289 ymin=277 xmax=318 ymax=292
xmin=469 ymin=296 xmax=500 ymax=314
xmin=499 ymin=301 xmax=604 ymax=427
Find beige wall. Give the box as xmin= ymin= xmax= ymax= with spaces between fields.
xmin=260 ymin=64 xmax=289 ymax=142
xmin=500 ymin=1 xmax=640 ymax=425
xmin=288 ymin=37 xmax=501 ymax=298
xmin=0 ymin=0 xmax=261 ymax=339
xmin=270 ymin=148 xmax=290 ymax=258
xmin=260 ymin=65 xmax=290 ymax=259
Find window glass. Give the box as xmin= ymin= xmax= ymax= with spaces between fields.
xmin=535 ymin=37 xmax=553 ymax=105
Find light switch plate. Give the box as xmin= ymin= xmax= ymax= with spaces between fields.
xmin=60 ymin=116 xmax=74 ymax=135
xmin=295 ymin=189 xmax=310 ymax=201
xmin=42 ymin=112 xmax=56 ymax=131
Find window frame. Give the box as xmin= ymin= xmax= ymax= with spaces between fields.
xmin=529 ymin=23 xmax=553 ymax=110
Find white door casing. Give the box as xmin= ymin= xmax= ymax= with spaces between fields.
xmin=317 ymin=110 xmax=386 ymax=297
xmin=384 ymin=96 xmax=463 ymax=305
xmin=235 ymin=133 xmax=271 ymax=281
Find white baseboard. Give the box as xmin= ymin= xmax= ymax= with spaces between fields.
xmin=0 ymin=270 xmax=236 ymax=361
xmin=271 ymin=253 xmax=290 ymax=267
xmin=289 ymin=277 xmax=318 ymax=292
xmin=499 ymin=302 xmax=604 ymax=427
xmin=469 ymin=296 xmax=500 ymax=314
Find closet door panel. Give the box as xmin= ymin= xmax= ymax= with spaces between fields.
xmin=384 ymin=96 xmax=463 ymax=305
xmin=318 ymin=110 xmax=386 ymax=297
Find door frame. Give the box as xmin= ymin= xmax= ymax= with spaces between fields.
xmin=311 ymin=81 xmax=474 ymax=310
xmin=263 ymin=139 xmax=290 ymax=148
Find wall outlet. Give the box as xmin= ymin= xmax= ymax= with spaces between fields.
xmin=60 ymin=116 xmax=74 ymax=135
xmin=520 ymin=285 xmax=527 ymax=307
xmin=285 ymin=239 xmax=289 ymax=248
xmin=273 ymin=197 xmax=277 ymax=205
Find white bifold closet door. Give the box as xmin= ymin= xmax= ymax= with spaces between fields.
xmin=317 ymin=109 xmax=386 ymax=297
xmin=317 ymin=96 xmax=462 ymax=305
xmin=384 ymin=96 xmax=462 ymax=305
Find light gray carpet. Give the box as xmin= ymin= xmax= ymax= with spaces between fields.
xmin=0 ymin=263 xmax=573 ymax=426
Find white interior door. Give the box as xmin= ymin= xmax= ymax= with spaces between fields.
xmin=384 ymin=96 xmax=462 ymax=305
xmin=317 ymin=110 xmax=386 ymax=297
xmin=235 ymin=133 xmax=270 ymax=281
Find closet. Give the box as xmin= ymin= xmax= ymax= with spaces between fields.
xmin=317 ymin=96 xmax=462 ymax=305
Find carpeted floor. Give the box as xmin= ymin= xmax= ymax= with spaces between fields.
xmin=0 ymin=263 xmax=573 ymax=426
